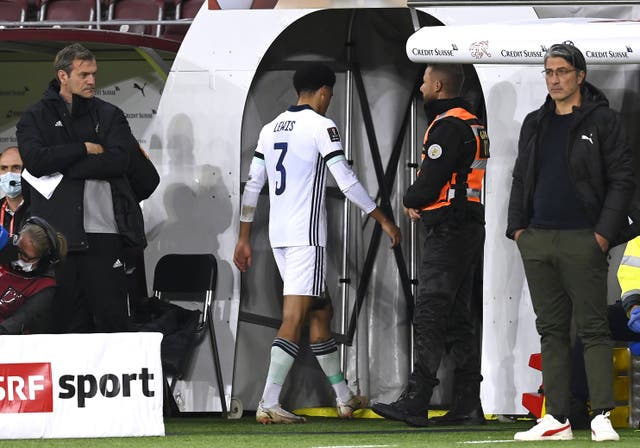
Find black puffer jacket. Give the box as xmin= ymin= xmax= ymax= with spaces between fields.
xmin=16 ymin=79 xmax=148 ymax=250
xmin=507 ymin=81 xmax=635 ymax=243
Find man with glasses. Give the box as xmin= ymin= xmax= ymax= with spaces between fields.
xmin=507 ymin=42 xmax=634 ymax=441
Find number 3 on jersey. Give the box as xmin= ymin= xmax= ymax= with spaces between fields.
xmin=274 ymin=142 xmax=287 ymax=195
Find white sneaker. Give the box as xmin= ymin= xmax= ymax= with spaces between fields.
xmin=337 ymin=395 xmax=368 ymax=419
xmin=591 ymin=411 xmax=619 ymax=442
xmin=256 ymin=401 xmax=306 ymax=424
xmin=514 ymin=414 xmax=573 ymax=441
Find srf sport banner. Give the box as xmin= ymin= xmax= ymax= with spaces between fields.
xmin=0 ymin=332 xmax=164 ymax=439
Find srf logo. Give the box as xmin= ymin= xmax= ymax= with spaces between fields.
xmin=0 ymin=363 xmax=53 ymax=413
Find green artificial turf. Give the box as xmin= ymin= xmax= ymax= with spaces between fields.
xmin=0 ymin=416 xmax=637 ymax=448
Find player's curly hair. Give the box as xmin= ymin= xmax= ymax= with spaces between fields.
xmin=293 ymin=62 xmax=336 ymax=95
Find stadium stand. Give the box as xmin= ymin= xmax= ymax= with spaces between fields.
xmin=0 ymin=0 xmax=200 ymax=40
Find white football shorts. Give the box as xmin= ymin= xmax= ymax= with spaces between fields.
xmin=272 ymin=246 xmax=325 ymax=297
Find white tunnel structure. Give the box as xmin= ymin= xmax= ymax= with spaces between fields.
xmin=141 ymin=2 xmax=640 ymax=415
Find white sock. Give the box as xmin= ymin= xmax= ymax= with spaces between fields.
xmin=311 ymin=338 xmax=352 ymax=403
xmin=261 ymin=337 xmax=299 ymax=408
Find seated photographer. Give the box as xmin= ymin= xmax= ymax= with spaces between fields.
xmin=0 ymin=216 xmax=67 ymax=334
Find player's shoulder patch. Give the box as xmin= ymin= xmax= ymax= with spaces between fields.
xmin=327 ymin=126 xmax=341 ymax=142
xmin=426 ymin=144 xmax=443 ymax=159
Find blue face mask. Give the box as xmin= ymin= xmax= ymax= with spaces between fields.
xmin=0 ymin=172 xmax=21 ymax=198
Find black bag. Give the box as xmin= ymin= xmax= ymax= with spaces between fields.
xmin=130 ymin=296 xmax=201 ymax=374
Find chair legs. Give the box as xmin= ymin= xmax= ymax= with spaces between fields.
xmin=165 ymin=310 xmax=228 ymax=417
xmin=207 ymin=308 xmax=228 ymax=417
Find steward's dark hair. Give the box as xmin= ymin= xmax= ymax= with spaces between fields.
xmin=428 ymin=63 xmax=464 ymax=96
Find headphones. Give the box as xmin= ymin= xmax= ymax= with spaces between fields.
xmin=21 ymin=216 xmax=61 ymax=266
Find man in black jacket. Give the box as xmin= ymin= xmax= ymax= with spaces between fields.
xmin=508 ymin=42 xmax=634 ymax=442
xmin=16 ymin=43 xmax=153 ymax=333
xmin=372 ymin=64 xmax=489 ymax=427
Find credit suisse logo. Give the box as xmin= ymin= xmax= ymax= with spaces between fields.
xmin=0 ymin=363 xmax=53 ymax=413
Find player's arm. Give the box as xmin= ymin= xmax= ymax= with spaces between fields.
xmin=234 ymin=221 xmax=253 ymax=273
xmin=369 ymin=206 xmax=402 ymax=248
xmin=327 ymin=156 xmax=400 ymax=247
xmin=233 ymin=150 xmax=267 ymax=272
xmin=318 ymin=121 xmax=400 ymax=247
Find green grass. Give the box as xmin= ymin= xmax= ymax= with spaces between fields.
xmin=0 ymin=416 xmax=638 ymax=448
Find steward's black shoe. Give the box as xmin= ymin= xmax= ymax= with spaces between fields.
xmin=404 ymin=415 xmax=430 ymax=427
xmin=371 ymin=380 xmax=431 ymax=423
xmin=429 ymin=403 xmax=486 ymax=426
xmin=371 ymin=401 xmax=420 ymax=422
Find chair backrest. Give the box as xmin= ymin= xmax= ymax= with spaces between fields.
xmin=250 ymin=0 xmax=277 ymax=8
xmin=177 ymin=0 xmax=202 ymax=18
xmin=161 ymin=0 xmax=202 ymax=41
xmin=39 ymin=0 xmax=95 ymax=25
xmin=153 ymin=253 xmax=217 ymax=295
xmin=0 ymin=0 xmax=27 ymax=23
xmin=107 ymin=0 xmax=164 ymax=36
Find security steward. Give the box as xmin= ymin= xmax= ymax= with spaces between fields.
xmin=372 ymin=64 xmax=489 ymax=426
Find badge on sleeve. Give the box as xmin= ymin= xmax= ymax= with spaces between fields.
xmin=327 ymin=127 xmax=341 ymax=142
xmin=427 ymin=144 xmax=443 ymax=159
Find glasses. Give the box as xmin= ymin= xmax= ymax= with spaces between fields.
xmin=542 ymin=68 xmax=576 ymax=78
xmin=17 ymin=248 xmax=39 ymax=263
xmin=12 ymin=234 xmax=40 ymax=262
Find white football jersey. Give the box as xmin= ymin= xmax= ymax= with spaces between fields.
xmin=244 ymin=105 xmax=370 ymax=248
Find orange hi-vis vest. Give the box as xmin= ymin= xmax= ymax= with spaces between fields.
xmin=420 ymin=107 xmax=489 ymax=211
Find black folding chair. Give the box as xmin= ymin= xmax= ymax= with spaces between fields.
xmin=152 ymin=253 xmax=227 ymax=416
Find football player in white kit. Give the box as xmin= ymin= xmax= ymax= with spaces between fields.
xmin=234 ymin=63 xmax=401 ymax=424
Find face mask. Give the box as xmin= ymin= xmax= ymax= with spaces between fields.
xmin=11 ymin=259 xmax=36 ymax=273
xmin=0 ymin=172 xmax=21 ymax=198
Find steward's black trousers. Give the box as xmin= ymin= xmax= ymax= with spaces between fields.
xmin=411 ymin=218 xmax=485 ymax=394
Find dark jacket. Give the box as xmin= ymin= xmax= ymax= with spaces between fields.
xmin=507 ymin=82 xmax=635 ymax=243
xmin=128 ymin=146 xmax=160 ymax=202
xmin=0 ymin=197 xmax=27 ymax=236
xmin=0 ymin=197 xmax=27 ymax=266
xmin=404 ymin=97 xmax=485 ymax=225
xmin=16 ymin=79 xmax=148 ymax=251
